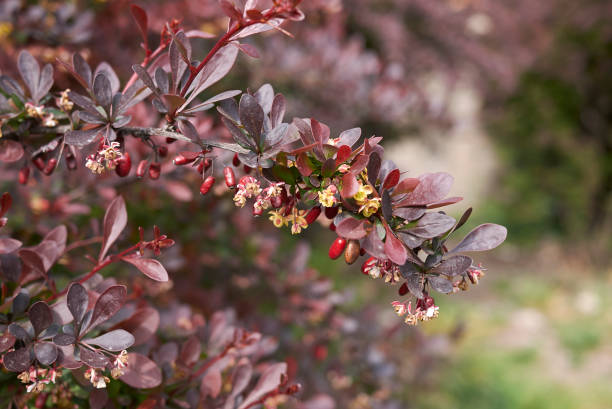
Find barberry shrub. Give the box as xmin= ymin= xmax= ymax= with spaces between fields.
xmin=0 ymin=1 xmax=506 ymax=407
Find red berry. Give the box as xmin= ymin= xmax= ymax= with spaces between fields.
xmin=223 ymin=166 xmax=236 ymax=188
xmin=18 ymin=166 xmax=30 ymax=185
xmin=305 ymin=206 xmax=321 ymax=224
xmin=329 ymin=222 xmax=336 ymax=232
xmin=158 ymin=146 xmax=168 ymax=157
xmin=253 ymin=206 xmax=263 ymax=216
xmin=232 ymin=153 xmax=240 ymax=167
xmin=243 ymin=165 xmax=252 ymax=174
xmin=148 ymin=162 xmax=161 ymax=179
xmin=43 ymin=158 xmax=57 ymax=175
xmin=115 ymin=152 xmax=132 ymax=177
xmin=174 ymin=154 xmax=195 ymax=166
xmin=324 ymin=206 xmax=339 ymax=219
xmin=200 ymin=176 xmax=215 ymax=195
xmin=32 ymin=156 xmax=45 ymax=171
xmin=165 ymin=137 xmax=176 ymax=144
xmin=328 ymin=237 xmax=347 ymax=260
xmin=399 ymin=282 xmax=409 ymax=296
xmin=136 ymin=160 xmax=148 ymax=178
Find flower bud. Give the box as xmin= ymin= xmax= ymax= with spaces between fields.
xmin=148 ymin=162 xmax=161 ymax=179
xmin=398 ymin=282 xmax=409 ymax=296
xmin=65 ymin=152 xmax=77 ymax=170
xmin=224 ymin=166 xmax=236 ymax=188
xmin=200 ymin=176 xmax=215 ymax=195
xmin=136 ymin=160 xmax=148 ymax=178
xmin=157 ymin=146 xmax=168 ymax=157
xmin=305 ymin=206 xmax=321 ymax=224
xmin=232 ymin=153 xmax=240 ymax=167
xmin=115 ymin=152 xmax=132 ymax=177
xmin=253 ymin=205 xmax=263 ymax=216
xmin=361 ymin=256 xmax=377 ymax=275
xmin=43 ymin=158 xmax=57 ymax=175
xmin=19 ymin=166 xmax=30 ymax=185
xmin=344 ymin=239 xmax=360 ymax=264
xmin=243 ymin=165 xmax=252 ymax=174
xmin=328 ymin=237 xmax=346 ymax=260
xmin=329 ymin=222 xmax=336 ymax=232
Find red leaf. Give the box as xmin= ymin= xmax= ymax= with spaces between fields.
xmin=383 ymin=169 xmax=400 ymax=190
xmin=122 ymin=255 xmax=169 ymax=282
xmin=395 ymin=173 xmax=453 ymax=206
xmin=237 ymin=43 xmax=260 ymax=58
xmin=335 ymin=145 xmax=352 ymax=166
xmin=392 ymin=177 xmax=420 ymax=196
xmin=130 ymin=5 xmax=148 ymax=48
xmin=0 ymin=192 xmax=11 ymax=218
xmin=426 ymin=196 xmax=463 ymax=209
xmin=340 ymin=172 xmax=358 ymax=199
xmin=335 ymin=217 xmax=370 ymax=240
xmin=120 ymin=353 xmax=162 ymax=389
xmin=384 ymin=226 xmax=407 ymax=265
xmin=237 ymin=363 xmax=287 ymax=409
xmin=99 ymin=196 xmax=127 ymax=262
xmin=296 ymin=153 xmax=313 ymax=176
xmin=88 ymin=285 xmax=127 ymax=331
xmin=178 ymin=335 xmax=201 ymax=367
xmin=0 ymin=238 xmax=21 ymax=254
xmin=200 ymin=365 xmax=222 ymax=399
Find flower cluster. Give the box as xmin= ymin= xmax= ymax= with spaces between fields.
xmin=17 ymin=367 xmax=59 ymax=393
xmin=85 ymin=141 xmax=123 ymax=174
xmin=24 ymin=102 xmax=57 ymax=127
xmin=233 ymin=176 xmax=263 ymax=207
xmin=455 ymin=263 xmax=487 ymax=292
xmin=361 ymin=257 xmax=402 ymax=284
xmin=56 ymin=89 xmax=73 ymax=112
xmin=391 ymin=295 xmax=440 ymax=325
xmin=318 ymin=185 xmax=338 ymax=208
xmin=352 ymin=182 xmax=381 ymax=217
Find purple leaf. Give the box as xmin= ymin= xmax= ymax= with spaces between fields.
xmin=427 ymin=196 xmax=463 ymax=209
xmin=89 ymin=388 xmax=109 ymax=409
xmin=270 ymin=94 xmax=286 ymax=128
xmin=28 ymin=301 xmax=53 ymax=337
xmin=396 ymin=172 xmax=454 ymax=206
xmin=338 ymin=127 xmax=361 ymax=148
xmin=178 ymin=335 xmax=201 ymax=367
xmin=120 ymin=352 xmax=162 ymax=389
xmin=362 ymin=231 xmax=387 ymax=260
xmin=121 ymin=256 xmax=169 ymax=282
xmin=239 ymin=94 xmax=264 ymax=141
xmin=93 ymin=72 xmax=112 ymax=107
xmin=64 ymin=128 xmax=103 ymax=147
xmin=336 ymin=217 xmax=370 ymax=240
xmin=366 ymin=152 xmax=381 ymax=186
xmin=407 ymin=212 xmax=456 ymax=239
xmin=53 ymin=333 xmax=76 ymax=346
xmin=0 ymin=253 xmax=21 ymax=281
xmin=392 ymin=177 xmax=420 ymax=196
xmin=237 ymin=363 xmax=287 ymax=409
xmin=428 ymin=276 xmax=454 ymax=294
xmin=67 ymin=283 xmax=89 ymax=325
xmin=0 ymin=333 xmax=16 ymax=353
xmin=450 ymin=223 xmax=508 ymax=253
xmin=432 ymin=255 xmax=473 ymax=277
xmin=238 ymin=42 xmax=260 ymax=58
xmin=392 ymin=207 xmax=425 ymax=222
xmin=17 ymin=50 xmax=40 ymax=98
xmin=88 ymin=285 xmax=127 ymax=331
xmin=0 ymin=238 xmax=22 ymax=253
xmin=201 ymin=365 xmax=222 ymax=399
xmin=99 ymin=196 xmax=127 ymax=262
xmin=84 ymin=329 xmax=135 ymax=351
xmin=0 ymin=140 xmax=24 ymax=163
xmin=382 ymin=168 xmax=400 ymax=190
xmin=79 ymin=346 xmax=109 ymax=369
xmin=34 ymin=342 xmax=58 ymax=365
xmin=3 ymin=347 xmax=32 ymax=372
xmin=8 ymin=323 xmax=30 ymax=341
xmin=130 ymin=5 xmax=148 ymax=45
xmin=73 ymin=53 xmax=92 ymax=88
xmin=406 ymin=273 xmax=425 ymax=299
xmin=224 ymin=363 xmax=253 ymax=409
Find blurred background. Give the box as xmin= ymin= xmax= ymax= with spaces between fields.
xmin=1 ymin=0 xmax=611 ymax=408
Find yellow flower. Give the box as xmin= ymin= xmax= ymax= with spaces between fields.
xmin=359 ymin=198 xmax=381 ymax=217
xmin=268 ymin=210 xmax=287 ymax=228
xmin=289 ymin=209 xmax=308 ymax=234
xmin=58 ymin=89 xmax=73 ymax=111
xmin=318 ymin=185 xmax=337 ymax=208
xmin=353 ymin=183 xmax=374 ymax=205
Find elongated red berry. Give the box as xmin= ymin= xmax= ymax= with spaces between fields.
xmin=19 ymin=166 xmax=30 ymax=185
xmin=399 ymin=282 xmax=409 ymax=296
xmin=43 ymin=158 xmax=57 ymax=175
xmin=232 ymin=153 xmax=240 ymax=167
xmin=148 ymin=162 xmax=161 ymax=180
xmin=32 ymin=156 xmax=45 ymax=171
xmin=223 ymin=166 xmax=236 ymax=188
xmin=115 ymin=152 xmax=132 ymax=177
xmin=344 ymin=239 xmax=360 ymax=265
xmin=200 ymin=176 xmax=215 ymax=195
xmin=329 ymin=222 xmax=336 ymax=232
xmin=328 ymin=237 xmax=347 ymax=260
xmin=136 ymin=159 xmax=148 ymax=178
xmin=305 ymin=206 xmax=321 ymax=224
xmin=174 ymin=154 xmax=195 ymax=166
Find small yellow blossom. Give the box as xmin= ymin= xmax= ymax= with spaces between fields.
xmin=353 ymin=183 xmax=374 ymax=205
xmin=289 ymin=208 xmax=308 ymax=235
xmin=58 ymin=89 xmax=73 ymax=111
xmin=359 ymin=198 xmax=381 ymax=217
xmin=318 ymin=185 xmax=337 ymax=208
xmin=268 ymin=210 xmax=287 ymax=228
